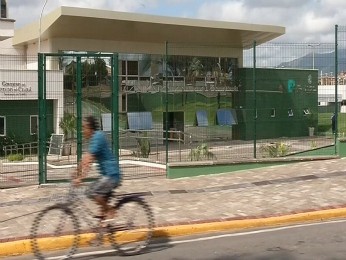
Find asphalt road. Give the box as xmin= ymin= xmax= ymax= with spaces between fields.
xmin=6 ymin=218 xmax=346 ymax=260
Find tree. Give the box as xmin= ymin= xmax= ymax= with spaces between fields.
xmin=94 ymin=57 xmax=108 ymax=85
xmin=188 ymin=57 xmax=203 ymax=85
xmin=64 ymin=60 xmax=77 ymax=92
xmin=59 ymin=112 xmax=76 ymax=140
xmin=64 ymin=57 xmax=108 ymax=89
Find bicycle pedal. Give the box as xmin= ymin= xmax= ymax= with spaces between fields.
xmin=101 ymin=218 xmax=116 ymax=223
xmin=109 ymin=224 xmax=127 ymax=231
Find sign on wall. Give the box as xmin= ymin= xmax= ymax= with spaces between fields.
xmin=0 ymin=70 xmax=63 ymax=100
xmin=0 ymin=81 xmax=32 ymax=96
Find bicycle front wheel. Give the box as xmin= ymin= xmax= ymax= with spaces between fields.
xmin=30 ymin=204 xmax=80 ymax=260
xmin=108 ymin=197 xmax=154 ymax=256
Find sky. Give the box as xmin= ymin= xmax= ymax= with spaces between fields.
xmin=7 ymin=0 xmax=346 ymax=43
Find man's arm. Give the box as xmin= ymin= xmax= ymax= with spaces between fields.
xmin=73 ymin=152 xmax=95 ymax=185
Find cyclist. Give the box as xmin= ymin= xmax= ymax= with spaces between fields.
xmin=73 ymin=115 xmax=121 ymax=221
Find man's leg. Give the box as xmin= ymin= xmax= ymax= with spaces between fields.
xmin=94 ymin=195 xmax=115 ymax=220
xmin=90 ymin=176 xmax=119 ymax=220
xmin=94 ymin=195 xmax=108 ymax=217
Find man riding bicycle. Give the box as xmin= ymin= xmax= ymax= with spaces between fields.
xmin=73 ymin=115 xmax=121 ymax=221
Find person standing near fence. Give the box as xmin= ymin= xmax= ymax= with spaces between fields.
xmin=331 ymin=113 xmax=336 ymax=134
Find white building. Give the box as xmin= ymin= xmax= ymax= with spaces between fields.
xmin=318 ymin=85 xmax=345 ymax=112
xmin=0 ymin=1 xmax=284 ymax=143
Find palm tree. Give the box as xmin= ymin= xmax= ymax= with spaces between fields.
xmin=188 ymin=57 xmax=203 ymax=85
xmin=59 ymin=112 xmax=76 ymax=140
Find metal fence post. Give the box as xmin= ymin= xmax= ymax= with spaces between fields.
xmin=165 ymin=41 xmax=169 ymax=166
xmin=38 ymin=53 xmax=47 ymax=184
xmin=335 ymin=24 xmax=339 ymax=154
xmin=112 ymin=53 xmax=119 ymax=157
xmin=76 ymin=56 xmax=82 ymax=163
xmin=253 ymin=40 xmax=257 ymax=158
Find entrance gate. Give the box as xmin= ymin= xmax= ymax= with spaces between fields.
xmin=38 ymin=53 xmax=119 ymax=184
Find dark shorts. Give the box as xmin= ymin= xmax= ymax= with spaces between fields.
xmin=86 ymin=176 xmax=120 ymax=199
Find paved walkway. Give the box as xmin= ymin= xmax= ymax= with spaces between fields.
xmin=1 ymin=158 xmax=346 ymax=244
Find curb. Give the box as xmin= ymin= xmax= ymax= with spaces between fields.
xmin=2 ymin=207 xmax=346 ymax=257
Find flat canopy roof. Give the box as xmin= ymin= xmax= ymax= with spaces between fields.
xmin=13 ymin=6 xmax=285 ymax=48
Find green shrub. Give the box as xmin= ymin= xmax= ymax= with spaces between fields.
xmin=310 ymin=140 xmax=317 ymax=149
xmin=189 ymin=143 xmax=216 ymax=161
xmin=260 ymin=142 xmax=290 ymax=157
xmin=136 ymin=133 xmax=151 ymax=158
xmin=7 ymin=153 xmax=24 ymax=161
xmin=0 ymin=135 xmax=16 ymax=157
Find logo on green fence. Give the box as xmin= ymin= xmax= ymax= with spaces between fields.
xmin=308 ymin=74 xmax=312 ymax=85
xmin=287 ymin=79 xmax=296 ymax=93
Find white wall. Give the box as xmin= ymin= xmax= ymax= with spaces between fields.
xmin=25 ymin=39 xmax=55 ymax=70
xmin=0 ymin=19 xmax=14 ymax=39
xmin=0 ymin=31 xmax=63 ymax=133
xmin=0 ymin=69 xmax=64 ymax=133
xmin=318 ymin=85 xmax=344 ymax=103
xmin=0 ymin=38 xmax=22 ymax=54
xmin=319 ymin=84 xmax=346 ymax=113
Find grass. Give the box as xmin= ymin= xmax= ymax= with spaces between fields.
xmin=318 ymin=112 xmax=346 ymax=134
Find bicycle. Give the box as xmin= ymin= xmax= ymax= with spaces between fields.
xmin=30 ymin=183 xmax=154 ymax=259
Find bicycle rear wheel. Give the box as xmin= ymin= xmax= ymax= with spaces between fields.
xmin=30 ymin=204 xmax=80 ymax=260
xmin=107 ymin=197 xmax=154 ymax=256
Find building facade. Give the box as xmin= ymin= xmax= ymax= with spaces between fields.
xmin=0 ymin=3 xmax=285 ymax=144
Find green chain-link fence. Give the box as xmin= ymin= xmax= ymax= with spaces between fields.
xmin=2 ymin=25 xmax=346 ymax=186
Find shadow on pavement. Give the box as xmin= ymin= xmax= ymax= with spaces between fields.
xmin=71 ymin=230 xmax=173 ymax=259
xmin=175 ymin=251 xmax=297 ymax=260
xmin=147 ymin=232 xmax=173 ymax=253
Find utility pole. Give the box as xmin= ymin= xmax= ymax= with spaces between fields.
xmin=38 ymin=0 xmax=49 ymax=53
xmin=308 ymin=43 xmax=320 ymax=69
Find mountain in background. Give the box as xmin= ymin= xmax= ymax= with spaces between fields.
xmin=276 ymin=48 xmax=346 ymax=75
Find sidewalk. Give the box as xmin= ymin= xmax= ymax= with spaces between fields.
xmin=2 ymin=158 xmax=346 ymax=256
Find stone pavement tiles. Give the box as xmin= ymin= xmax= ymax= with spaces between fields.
xmin=1 ymin=159 xmax=346 ymax=242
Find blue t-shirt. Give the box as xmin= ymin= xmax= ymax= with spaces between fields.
xmin=89 ymin=131 xmax=120 ymax=182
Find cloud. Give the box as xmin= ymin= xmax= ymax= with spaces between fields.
xmin=322 ymin=0 xmax=346 ymax=8
xmin=197 ymin=2 xmax=245 ymax=22
xmin=195 ymin=0 xmax=340 ymax=43
xmin=166 ymin=0 xmax=194 ymax=3
xmin=243 ymin=0 xmax=307 ymax=8
xmin=58 ymin=0 xmax=151 ymax=11
xmin=6 ymin=0 xmax=345 ymax=43
xmin=9 ymin=0 xmax=151 ymax=28
xmin=59 ymin=0 xmax=109 ymax=9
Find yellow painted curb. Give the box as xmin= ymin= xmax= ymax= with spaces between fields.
xmin=153 ymin=207 xmax=346 ymax=237
xmin=2 ymin=207 xmax=346 ymax=258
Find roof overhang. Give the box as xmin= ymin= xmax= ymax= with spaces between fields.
xmin=12 ymin=6 xmax=285 ymax=49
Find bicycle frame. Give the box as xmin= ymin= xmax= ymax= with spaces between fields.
xmin=31 ymin=182 xmax=154 ymax=259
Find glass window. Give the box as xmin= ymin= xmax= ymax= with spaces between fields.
xmin=30 ymin=115 xmax=38 ymax=135
xmin=121 ymin=94 xmax=127 ymax=112
xmin=1 ymin=0 xmax=6 ymax=18
xmin=0 ymin=116 xmax=5 ymax=136
xmin=127 ymin=61 xmax=138 ymax=75
xmin=121 ymin=60 xmax=139 ymax=76
xmin=121 ymin=60 xmax=126 ymax=75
